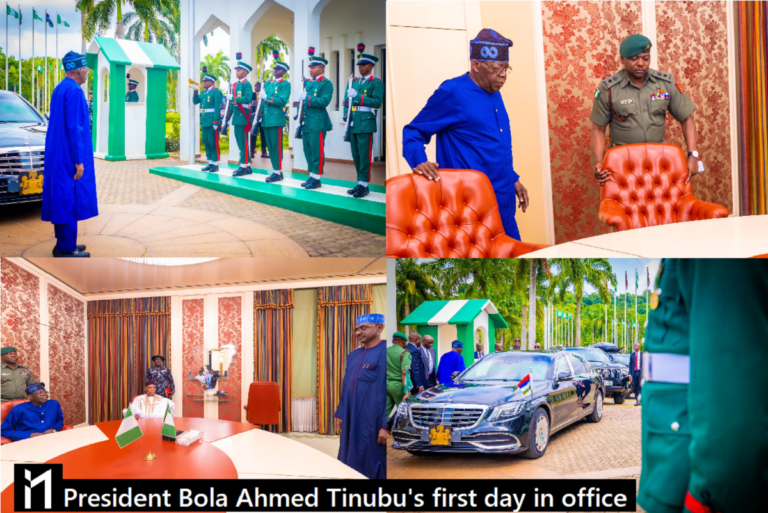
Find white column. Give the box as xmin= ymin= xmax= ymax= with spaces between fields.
xmin=290 ymin=2 xmax=320 ymax=172
xmin=228 ymin=4 xmax=253 ymax=166
xmin=181 ymin=0 xmax=196 ymax=163
xmin=386 ymin=258 xmax=397 ymax=346
xmin=241 ymin=291 xmax=254 ymax=423
xmin=170 ymin=296 xmax=184 ymax=418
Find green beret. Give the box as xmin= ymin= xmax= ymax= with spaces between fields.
xmin=1 ymin=347 xmax=17 ymax=355
xmin=393 ymin=332 xmax=407 ymax=341
xmin=620 ymin=34 xmax=652 ymax=58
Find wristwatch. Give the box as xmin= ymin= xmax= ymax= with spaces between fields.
xmin=688 ymin=151 xmax=699 ymax=159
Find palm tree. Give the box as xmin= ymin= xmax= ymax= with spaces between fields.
xmin=200 ymin=51 xmax=231 ymax=89
xmin=396 ymin=259 xmax=440 ymax=335
xmin=550 ymin=259 xmax=615 ymax=347
xmin=254 ymin=35 xmax=289 ymax=82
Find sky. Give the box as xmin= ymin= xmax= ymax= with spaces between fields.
xmin=4 ymin=1 xmax=91 ymax=60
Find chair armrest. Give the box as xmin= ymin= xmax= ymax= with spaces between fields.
xmin=1 ymin=437 xmax=10 ymax=445
xmin=488 ymin=235 xmax=551 ymax=258
xmin=681 ymin=196 xmax=729 ymax=222
xmin=598 ymin=200 xmax=632 ymax=231
xmin=61 ymin=425 xmax=73 ymax=431
xmin=243 ymin=404 xmax=249 ymax=410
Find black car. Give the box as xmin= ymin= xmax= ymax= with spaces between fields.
xmin=0 ymin=91 xmax=47 ymax=205
xmin=565 ymin=347 xmax=631 ymax=403
xmin=391 ymin=350 xmax=604 ymax=458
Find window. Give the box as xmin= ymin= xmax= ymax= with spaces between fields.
xmin=103 ymin=72 xmax=109 ymax=103
xmin=555 ymin=357 xmax=571 ymax=377
xmin=566 ymin=354 xmax=588 ymax=375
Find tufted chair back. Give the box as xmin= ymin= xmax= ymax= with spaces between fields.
xmin=599 ymin=143 xmax=728 ymax=231
xmin=386 ymin=170 xmax=548 ymax=258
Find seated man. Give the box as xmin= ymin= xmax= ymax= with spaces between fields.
xmin=130 ymin=380 xmax=175 ymax=419
xmin=0 ymin=382 xmax=64 ymax=442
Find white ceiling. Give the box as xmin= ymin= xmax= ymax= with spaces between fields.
xmin=25 ymin=257 xmax=386 ymax=296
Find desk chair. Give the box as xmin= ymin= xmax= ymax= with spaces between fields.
xmin=1 ymin=398 xmax=73 ymax=445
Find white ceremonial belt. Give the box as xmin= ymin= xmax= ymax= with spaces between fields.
xmin=643 ymin=353 xmax=690 ymax=384
xmin=201 ymin=108 xmax=216 ymax=113
xmin=352 ymin=106 xmax=373 ymax=112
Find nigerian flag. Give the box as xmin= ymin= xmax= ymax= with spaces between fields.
xmin=160 ymin=404 xmax=176 ymax=438
xmin=115 ymin=406 xmax=143 ymax=448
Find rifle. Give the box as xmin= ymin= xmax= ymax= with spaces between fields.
xmin=220 ymin=79 xmax=233 ymax=135
xmin=342 ymin=74 xmax=354 ymax=142
xmin=294 ymin=60 xmax=306 ymax=140
xmin=250 ymin=69 xmax=265 ymax=136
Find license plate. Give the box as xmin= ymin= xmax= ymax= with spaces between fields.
xmin=428 ymin=424 xmax=452 ymax=446
xmin=19 ymin=171 xmax=43 ymax=195
xmin=604 ymin=380 xmax=613 ymax=386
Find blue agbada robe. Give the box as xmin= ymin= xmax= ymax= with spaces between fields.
xmin=437 ymin=351 xmax=466 ymax=387
xmin=402 ymin=73 xmax=521 ymax=240
xmin=335 ymin=340 xmax=386 ymax=479
xmin=0 ymin=400 xmax=64 ymax=441
xmin=42 ymin=77 xmax=98 ymax=224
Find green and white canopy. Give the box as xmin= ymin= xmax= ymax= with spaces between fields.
xmin=87 ymin=37 xmax=180 ymax=71
xmin=402 ymin=299 xmax=508 ymax=328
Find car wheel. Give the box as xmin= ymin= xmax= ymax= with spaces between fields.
xmin=613 ymin=393 xmax=625 ymax=404
xmin=521 ymin=408 xmax=550 ymax=459
xmin=587 ymin=390 xmax=604 ymax=423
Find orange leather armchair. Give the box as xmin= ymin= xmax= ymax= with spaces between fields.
xmin=599 ymin=143 xmax=728 ymax=231
xmin=1 ymin=399 xmax=73 ymax=445
xmin=244 ymin=381 xmax=280 ymax=426
xmin=386 ymin=170 xmax=548 ymax=257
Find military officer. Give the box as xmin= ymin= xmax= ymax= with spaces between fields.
xmin=193 ymin=74 xmax=223 ymax=173
xmin=224 ymin=55 xmax=254 ymax=177
xmin=590 ymin=34 xmax=699 ymax=186
xmin=1 ymin=347 xmax=36 ymax=402
xmin=344 ymin=45 xmax=384 ymax=199
xmin=260 ymin=57 xmax=291 ymax=183
xmin=639 ymin=260 xmax=768 ymax=513
xmin=299 ymin=47 xmax=333 ymax=190
xmin=126 ymin=78 xmax=139 ymax=102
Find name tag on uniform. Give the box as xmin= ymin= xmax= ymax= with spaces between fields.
xmin=619 ymin=99 xmax=633 ymax=105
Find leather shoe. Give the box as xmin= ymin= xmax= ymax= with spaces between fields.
xmin=209 ymin=165 xmax=219 ymax=173
xmin=76 ymin=245 xmax=86 ymax=251
xmin=265 ymin=172 xmax=283 ymax=183
xmin=634 ymin=402 xmax=641 ymax=406
xmin=201 ymin=164 xmax=212 ymax=172
xmin=246 ymin=166 xmax=253 ymax=175
xmin=261 ymin=152 xmax=269 ymax=158
xmin=347 ymin=184 xmax=362 ymax=195
xmin=53 ymin=247 xmax=90 ymax=258
xmin=232 ymin=168 xmax=249 ymax=177
xmin=353 ymin=186 xmax=369 ymax=198
xmin=304 ymin=177 xmax=322 ymax=190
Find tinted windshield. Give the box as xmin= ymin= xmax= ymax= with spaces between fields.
xmin=0 ymin=94 xmax=43 ymax=123
xmin=459 ymin=353 xmax=551 ymax=382
xmin=569 ymin=348 xmax=612 ymax=364
xmin=611 ymin=354 xmax=630 ymax=365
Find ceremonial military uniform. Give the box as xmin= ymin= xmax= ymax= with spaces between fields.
xmin=193 ymin=76 xmax=223 ymax=172
xmin=126 ymin=79 xmax=139 ymax=103
xmin=225 ymin=59 xmax=254 ymax=175
xmin=590 ymin=69 xmax=695 ymax=147
xmin=262 ymin=64 xmax=291 ymax=178
xmin=1 ymin=350 xmax=36 ymax=402
xmin=344 ymin=48 xmax=384 ymax=198
xmin=300 ymin=51 xmax=333 ymax=190
xmin=639 ymin=260 xmax=768 ymax=513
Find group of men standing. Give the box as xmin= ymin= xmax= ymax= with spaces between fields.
xmin=194 ymin=44 xmax=383 ymax=198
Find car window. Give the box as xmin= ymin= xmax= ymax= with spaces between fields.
xmin=554 ymin=357 xmax=571 ymax=377
xmin=460 ymin=353 xmax=550 ymax=382
xmin=0 ymin=94 xmax=43 ymax=123
xmin=566 ymin=354 xmax=588 ymax=375
xmin=568 ymin=348 xmax=612 ymax=364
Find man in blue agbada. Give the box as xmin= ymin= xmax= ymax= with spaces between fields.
xmin=334 ymin=313 xmax=387 ymax=479
xmin=1 ymin=383 xmax=64 ymax=442
xmin=42 ymin=51 xmax=98 ymax=258
xmin=438 ymin=340 xmax=467 ymax=387
xmin=402 ymin=29 xmax=530 ymax=241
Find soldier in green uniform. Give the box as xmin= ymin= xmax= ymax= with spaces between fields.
xmin=193 ymin=73 xmax=224 ymax=173
xmin=343 ymin=44 xmax=384 ymax=199
xmin=224 ymin=55 xmax=254 ymax=177
xmin=1 ymin=347 xmax=36 ymax=402
xmin=299 ymin=47 xmax=333 ymax=190
xmin=259 ymin=57 xmax=291 ymax=183
xmin=590 ymin=34 xmax=700 ymax=186
xmin=386 ymin=333 xmax=411 ymax=417
xmin=126 ymin=78 xmax=139 ymax=102
xmin=639 ymin=260 xmax=768 ymax=513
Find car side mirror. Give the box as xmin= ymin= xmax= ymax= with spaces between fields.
xmin=557 ymin=371 xmax=573 ymax=382
xmin=44 ymin=113 xmax=49 ymax=120
xmin=450 ymin=371 xmax=461 ymax=380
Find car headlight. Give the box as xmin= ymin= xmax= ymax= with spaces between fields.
xmin=620 ymin=368 xmax=629 ymax=375
xmin=396 ymin=402 xmax=410 ymax=417
xmin=601 ymin=369 xmax=611 ymax=377
xmin=488 ymin=402 xmax=524 ymax=422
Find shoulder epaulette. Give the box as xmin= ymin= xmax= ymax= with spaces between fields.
xmin=600 ymin=73 xmax=623 ymax=90
xmin=649 ymin=69 xmax=674 ymax=82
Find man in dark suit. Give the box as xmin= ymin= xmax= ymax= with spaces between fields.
xmin=410 ymin=335 xmax=437 ymax=394
xmin=474 ymin=342 xmax=485 ymax=360
xmin=629 ymin=341 xmax=643 ymax=405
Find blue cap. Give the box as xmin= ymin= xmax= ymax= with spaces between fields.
xmin=452 ymin=340 xmax=464 ymax=349
xmin=356 ymin=313 xmax=384 ymax=326
xmin=63 ymin=51 xmax=87 ymax=71
xmin=25 ymin=382 xmax=46 ymax=395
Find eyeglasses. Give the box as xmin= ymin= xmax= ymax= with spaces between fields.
xmin=483 ymin=62 xmax=513 ymax=76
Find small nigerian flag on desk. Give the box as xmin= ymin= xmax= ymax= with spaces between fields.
xmin=518 ymin=374 xmax=531 ymax=396
xmin=161 ymin=405 xmax=176 ymax=438
xmin=115 ymin=406 xmax=143 ymax=448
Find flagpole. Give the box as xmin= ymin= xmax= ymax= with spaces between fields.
xmin=55 ymin=12 xmax=58 ymax=86
xmin=17 ymin=3 xmax=20 ymax=97
xmin=634 ymin=268 xmax=638 ymax=349
xmin=31 ymin=7 xmax=34 ymax=107
xmin=5 ymin=3 xmax=8 ymax=91
xmin=44 ymin=10 xmax=47 ymax=113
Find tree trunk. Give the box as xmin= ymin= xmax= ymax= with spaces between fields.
xmin=528 ymin=260 xmax=536 ymax=349
xmin=81 ymin=10 xmax=86 ymax=54
xmin=116 ymin=2 xmax=124 ymax=39
xmin=575 ymin=296 xmax=582 ymax=346
xmin=521 ymin=304 xmax=528 ymax=348
xmin=500 ymin=330 xmax=505 ymax=349
xmin=404 ymin=302 xmax=410 ymax=336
